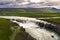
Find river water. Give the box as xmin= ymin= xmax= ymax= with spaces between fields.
xmin=10 ymin=17 xmax=60 ymax=40
xmin=0 ymin=16 xmax=60 ymax=40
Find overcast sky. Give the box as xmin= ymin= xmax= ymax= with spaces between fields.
xmin=0 ymin=0 xmax=59 ymax=2
xmin=0 ymin=0 xmax=15 ymax=2
xmin=0 ymin=0 xmax=60 ymax=9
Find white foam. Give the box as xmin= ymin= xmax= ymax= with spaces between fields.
xmin=0 ymin=16 xmax=59 ymax=40
xmin=10 ymin=16 xmax=59 ymax=40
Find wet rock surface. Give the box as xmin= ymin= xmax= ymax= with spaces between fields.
xmin=41 ymin=19 xmax=60 ymax=34
xmin=15 ymin=27 xmax=36 ymax=40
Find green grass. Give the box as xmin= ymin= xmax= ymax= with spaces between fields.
xmin=0 ymin=18 xmax=31 ymax=40
xmin=48 ymin=18 xmax=60 ymax=23
xmin=0 ymin=8 xmax=60 ymax=18
xmin=0 ymin=18 xmax=13 ymax=40
xmin=0 ymin=12 xmax=60 ymax=18
xmin=42 ymin=18 xmax=60 ymax=23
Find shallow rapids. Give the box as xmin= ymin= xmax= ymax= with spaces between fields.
xmin=10 ymin=17 xmax=60 ymax=40
xmin=0 ymin=16 xmax=60 ymax=40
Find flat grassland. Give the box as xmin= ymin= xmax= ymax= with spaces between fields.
xmin=0 ymin=8 xmax=60 ymax=18
xmin=0 ymin=18 xmax=29 ymax=40
xmin=0 ymin=12 xmax=60 ymax=18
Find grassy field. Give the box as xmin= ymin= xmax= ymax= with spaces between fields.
xmin=0 ymin=18 xmax=13 ymax=40
xmin=42 ymin=18 xmax=60 ymax=23
xmin=0 ymin=12 xmax=60 ymax=18
xmin=0 ymin=8 xmax=60 ymax=18
xmin=0 ymin=18 xmax=30 ymax=40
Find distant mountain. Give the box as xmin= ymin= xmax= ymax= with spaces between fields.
xmin=0 ymin=8 xmax=57 ymax=13
xmin=49 ymin=8 xmax=60 ymax=12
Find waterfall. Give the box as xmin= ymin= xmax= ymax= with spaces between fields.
xmin=10 ymin=17 xmax=60 ymax=40
xmin=0 ymin=16 xmax=60 ymax=40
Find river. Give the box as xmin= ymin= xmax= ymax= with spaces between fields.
xmin=0 ymin=16 xmax=60 ymax=40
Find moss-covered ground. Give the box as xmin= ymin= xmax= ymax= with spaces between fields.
xmin=0 ymin=18 xmax=30 ymax=40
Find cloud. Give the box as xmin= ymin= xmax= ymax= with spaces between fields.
xmin=0 ymin=0 xmax=15 ymax=2
xmin=0 ymin=0 xmax=60 ymax=9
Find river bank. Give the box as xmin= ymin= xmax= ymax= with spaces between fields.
xmin=41 ymin=19 xmax=60 ymax=34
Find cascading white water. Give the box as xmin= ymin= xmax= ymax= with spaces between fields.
xmin=0 ymin=16 xmax=60 ymax=40
xmin=10 ymin=17 xmax=60 ymax=40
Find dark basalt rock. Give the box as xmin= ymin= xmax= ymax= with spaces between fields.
xmin=15 ymin=27 xmax=36 ymax=40
xmin=51 ymin=35 xmax=54 ymax=38
xmin=41 ymin=19 xmax=60 ymax=34
xmin=36 ymin=22 xmax=44 ymax=28
xmin=45 ymin=24 xmax=55 ymax=30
